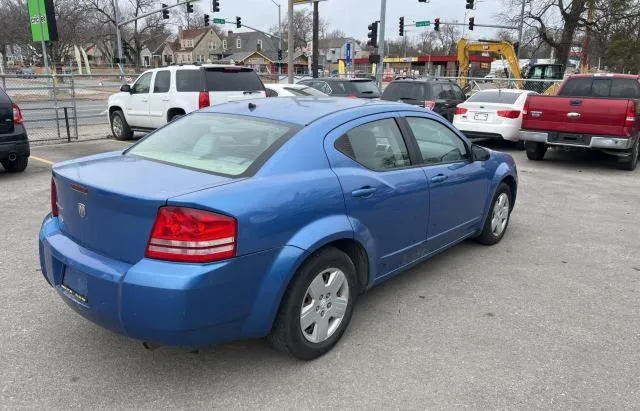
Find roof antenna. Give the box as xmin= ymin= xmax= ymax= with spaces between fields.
xmin=248 ymin=102 xmax=257 ymax=111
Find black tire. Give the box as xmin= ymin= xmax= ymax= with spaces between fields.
xmin=525 ymin=141 xmax=547 ymax=161
xmin=515 ymin=140 xmax=526 ymax=151
xmin=168 ymin=112 xmax=184 ymax=122
xmin=476 ymin=183 xmax=512 ymax=246
xmin=619 ymin=139 xmax=639 ymax=171
xmin=268 ymin=247 xmax=357 ymax=360
xmin=110 ymin=110 xmax=133 ymax=141
xmin=1 ymin=155 xmax=28 ymax=172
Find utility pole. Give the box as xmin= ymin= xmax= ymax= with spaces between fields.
xmin=375 ymin=0 xmax=387 ymax=86
xmin=287 ymin=0 xmax=294 ymax=83
xmin=278 ymin=3 xmax=282 ymax=75
xmin=516 ymin=0 xmax=525 ymax=59
xmin=312 ymin=1 xmax=319 ymax=78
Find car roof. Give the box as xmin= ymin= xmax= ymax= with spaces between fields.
xmin=202 ymin=97 xmax=415 ymax=126
xmin=309 ymin=78 xmax=374 ymax=82
xmin=265 ymin=84 xmax=308 ymax=90
xmin=570 ymin=73 xmax=640 ymax=79
xmin=390 ymin=79 xmax=454 ymax=84
xmin=150 ymin=64 xmax=249 ymax=71
xmin=473 ymin=88 xmax=530 ymax=94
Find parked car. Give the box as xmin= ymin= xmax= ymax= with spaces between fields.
xmin=453 ymin=89 xmax=537 ymax=147
xmin=297 ymin=78 xmax=381 ymax=99
xmin=39 ymin=98 xmax=518 ymax=360
xmin=265 ymin=83 xmax=328 ymax=97
xmin=381 ymin=79 xmax=466 ymax=122
xmin=520 ymin=74 xmax=640 ymax=170
xmin=15 ymin=67 xmax=36 ymax=79
xmin=107 ymin=65 xmax=266 ymax=140
xmin=0 ymin=88 xmax=29 ymax=172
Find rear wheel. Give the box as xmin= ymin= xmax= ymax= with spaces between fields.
xmin=269 ymin=247 xmax=357 ymax=360
xmin=525 ymin=141 xmax=547 ymax=161
xmin=619 ymin=139 xmax=639 ymax=171
xmin=110 ymin=110 xmax=133 ymax=141
xmin=1 ymin=155 xmax=28 ymax=172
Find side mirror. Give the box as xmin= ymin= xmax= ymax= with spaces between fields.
xmin=471 ymin=144 xmax=490 ymax=162
xmin=120 ymin=84 xmax=132 ymax=93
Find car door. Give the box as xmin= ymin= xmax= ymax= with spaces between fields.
xmin=402 ymin=115 xmax=490 ymax=252
xmin=324 ymin=115 xmax=430 ymax=280
xmin=148 ymin=70 xmax=171 ymax=128
xmin=127 ymin=71 xmax=153 ymax=128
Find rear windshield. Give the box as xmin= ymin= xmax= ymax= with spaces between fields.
xmin=381 ymin=82 xmax=431 ymax=101
xmin=127 ymin=113 xmax=296 ymax=176
xmin=559 ymin=77 xmax=640 ymax=98
xmin=285 ymin=86 xmax=327 ymax=97
xmin=175 ymin=68 xmax=265 ymax=92
xmin=348 ymin=80 xmax=380 ymax=96
xmin=467 ymin=91 xmax=522 ymax=104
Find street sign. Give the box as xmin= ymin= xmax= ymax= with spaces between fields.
xmin=416 ymin=21 xmax=431 ymax=27
xmin=27 ymin=0 xmax=58 ymax=42
xmin=213 ymin=18 xmax=225 ymax=24
xmin=346 ymin=43 xmax=352 ymax=66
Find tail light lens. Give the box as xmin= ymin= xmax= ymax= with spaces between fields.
xmin=12 ymin=103 xmax=23 ymax=124
xmin=346 ymin=95 xmax=358 ymax=99
xmin=51 ymin=177 xmax=59 ymax=217
xmin=146 ymin=206 xmax=237 ymax=263
xmin=497 ymin=110 xmax=521 ymax=119
xmin=198 ymin=91 xmax=210 ymax=109
xmin=522 ymin=97 xmax=530 ymax=115
xmin=454 ymin=106 xmax=468 ymax=115
xmin=424 ymin=100 xmax=436 ymax=110
xmin=624 ymin=101 xmax=637 ymax=128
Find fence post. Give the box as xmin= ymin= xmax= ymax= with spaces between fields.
xmin=64 ymin=107 xmax=71 ymax=142
xmin=70 ymin=74 xmax=78 ymax=140
xmin=52 ymin=74 xmax=61 ymax=140
xmin=1 ymin=76 xmax=5 ymax=91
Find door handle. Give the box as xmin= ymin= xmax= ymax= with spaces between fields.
xmin=431 ymin=174 xmax=448 ymax=183
xmin=351 ymin=187 xmax=377 ymax=198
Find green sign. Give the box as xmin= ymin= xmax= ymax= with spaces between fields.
xmin=416 ymin=21 xmax=431 ymax=27
xmin=28 ymin=0 xmax=50 ymax=42
xmin=213 ymin=18 xmax=226 ymax=24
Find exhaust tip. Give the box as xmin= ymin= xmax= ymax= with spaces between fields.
xmin=8 ymin=153 xmax=16 ymax=162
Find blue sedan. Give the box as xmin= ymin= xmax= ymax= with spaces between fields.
xmin=39 ymin=97 xmax=517 ymax=360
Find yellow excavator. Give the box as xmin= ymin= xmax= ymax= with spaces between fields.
xmin=457 ymin=38 xmax=563 ymax=95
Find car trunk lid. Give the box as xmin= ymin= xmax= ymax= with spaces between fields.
xmin=53 ymin=151 xmax=237 ymax=264
xmin=459 ymin=102 xmax=520 ymax=124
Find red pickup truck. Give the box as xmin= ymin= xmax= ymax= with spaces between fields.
xmin=520 ymin=74 xmax=640 ymax=170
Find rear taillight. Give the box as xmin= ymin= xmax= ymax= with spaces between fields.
xmin=624 ymin=101 xmax=637 ymax=128
xmin=346 ymin=95 xmax=358 ymax=99
xmin=146 ymin=206 xmax=237 ymax=263
xmin=424 ymin=100 xmax=436 ymax=110
xmin=198 ymin=91 xmax=210 ymax=109
xmin=51 ymin=177 xmax=58 ymax=217
xmin=454 ymin=106 xmax=468 ymax=115
xmin=522 ymin=97 xmax=530 ymax=115
xmin=497 ymin=110 xmax=521 ymax=119
xmin=12 ymin=103 xmax=23 ymax=124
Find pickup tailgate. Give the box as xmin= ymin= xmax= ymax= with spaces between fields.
xmin=523 ymin=95 xmax=633 ymax=136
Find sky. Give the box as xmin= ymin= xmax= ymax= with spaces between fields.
xmin=210 ymin=0 xmax=507 ymax=43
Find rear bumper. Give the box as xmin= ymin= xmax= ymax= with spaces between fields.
xmin=520 ymin=131 xmax=635 ymax=150
xmin=38 ymin=214 xmax=305 ymax=348
xmin=0 ymin=125 xmax=30 ymax=160
xmin=454 ymin=121 xmax=520 ymax=141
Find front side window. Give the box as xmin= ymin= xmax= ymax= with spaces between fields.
xmin=406 ymin=117 xmax=468 ymax=165
xmin=335 ymin=118 xmax=410 ymax=171
xmin=131 ymin=72 xmax=152 ymax=94
xmin=153 ymin=70 xmax=171 ymax=93
xmin=127 ymin=113 xmax=296 ymax=176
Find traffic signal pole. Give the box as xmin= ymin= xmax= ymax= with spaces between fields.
xmin=375 ymin=0 xmax=387 ymax=87
xmin=287 ymin=0 xmax=294 ymax=83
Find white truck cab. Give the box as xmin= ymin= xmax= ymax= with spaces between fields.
xmin=107 ymin=64 xmax=267 ymax=140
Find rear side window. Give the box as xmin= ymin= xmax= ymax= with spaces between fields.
xmin=176 ymin=70 xmax=200 ymax=92
xmin=467 ymin=91 xmax=521 ymax=104
xmin=203 ymin=68 xmax=264 ymax=92
xmin=559 ymin=77 xmax=640 ymax=98
xmin=381 ymin=82 xmax=430 ymax=101
xmin=153 ymin=71 xmax=171 ymax=93
xmin=127 ymin=113 xmax=296 ymax=176
xmin=335 ymin=118 xmax=410 ymax=171
xmin=431 ymin=84 xmax=448 ymax=99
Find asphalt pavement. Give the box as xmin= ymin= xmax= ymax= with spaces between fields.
xmin=1 ymin=140 xmax=639 ymax=409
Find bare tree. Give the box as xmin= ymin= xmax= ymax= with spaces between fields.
xmin=271 ymin=9 xmax=327 ymax=51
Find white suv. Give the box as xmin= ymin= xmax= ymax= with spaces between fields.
xmin=107 ymin=65 xmax=267 ymax=140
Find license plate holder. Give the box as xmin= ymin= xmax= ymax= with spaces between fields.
xmin=61 ymin=266 xmax=89 ymax=303
xmin=474 ymin=112 xmax=488 ymax=121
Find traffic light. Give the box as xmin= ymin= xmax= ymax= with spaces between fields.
xmin=204 ymin=14 xmax=210 ymax=26
xmin=468 ymin=17 xmax=475 ymax=30
xmin=367 ymin=21 xmax=379 ymax=48
xmin=278 ymin=49 xmax=283 ymax=61
xmin=434 ymin=18 xmax=440 ymax=31
xmin=399 ymin=16 xmax=404 ymax=36
xmin=213 ymin=0 xmax=220 ymax=13
xmin=161 ymin=3 xmax=169 ymax=19
xmin=236 ymin=16 xmax=241 ymax=28
xmin=186 ymin=2 xmax=193 ymax=13
xmin=466 ymin=0 xmax=474 ymax=9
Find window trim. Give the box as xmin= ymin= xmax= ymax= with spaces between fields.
xmin=236 ymin=38 xmax=242 ymax=49
xmin=398 ymin=116 xmax=472 ymax=167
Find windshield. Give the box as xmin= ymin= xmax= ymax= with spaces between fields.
xmin=284 ymin=86 xmax=327 ymax=97
xmin=127 ymin=113 xmax=296 ymax=176
xmin=348 ymin=80 xmax=380 ymax=96
xmin=467 ymin=91 xmax=522 ymax=104
xmin=381 ymin=82 xmax=430 ymax=101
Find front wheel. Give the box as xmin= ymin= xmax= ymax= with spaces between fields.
xmin=525 ymin=141 xmax=547 ymax=161
xmin=619 ymin=140 xmax=639 ymax=171
xmin=269 ymin=247 xmax=357 ymax=360
xmin=476 ymin=183 xmax=512 ymax=246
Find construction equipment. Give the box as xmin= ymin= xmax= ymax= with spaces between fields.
xmin=457 ymin=38 xmax=522 ymax=89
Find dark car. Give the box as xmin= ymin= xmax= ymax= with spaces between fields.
xmin=381 ymin=79 xmax=466 ymax=122
xmin=298 ymin=78 xmax=381 ymax=99
xmin=0 ymin=88 xmax=29 ymax=172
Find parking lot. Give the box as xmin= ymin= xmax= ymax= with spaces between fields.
xmin=1 ymin=139 xmax=639 ymax=408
